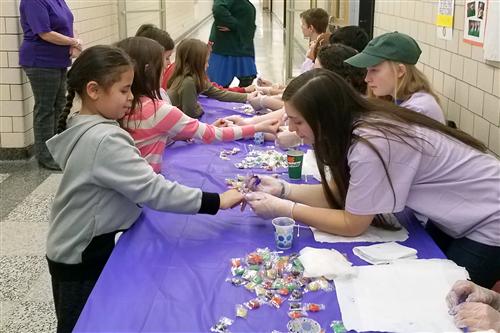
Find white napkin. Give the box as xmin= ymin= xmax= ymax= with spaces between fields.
xmin=299 ymin=247 xmax=356 ymax=280
xmin=353 ymin=242 xmax=418 ymax=265
xmin=335 ymin=259 xmax=469 ymax=333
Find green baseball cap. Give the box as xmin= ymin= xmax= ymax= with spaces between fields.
xmin=345 ymin=32 xmax=422 ymax=68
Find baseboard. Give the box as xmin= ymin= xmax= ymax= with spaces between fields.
xmin=0 ymin=145 xmax=34 ymax=160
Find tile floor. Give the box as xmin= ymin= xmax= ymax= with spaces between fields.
xmin=0 ymin=3 xmax=300 ymax=332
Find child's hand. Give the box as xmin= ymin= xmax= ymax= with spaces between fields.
xmin=275 ymin=129 xmax=302 ymax=149
xmin=212 ymin=118 xmax=233 ymax=127
xmin=224 ymin=115 xmax=248 ymax=126
xmin=255 ymin=119 xmax=280 ymax=135
xmin=244 ymin=85 xmax=256 ymax=93
xmin=246 ymin=91 xmax=259 ymax=101
xmin=219 ymin=189 xmax=244 ymax=210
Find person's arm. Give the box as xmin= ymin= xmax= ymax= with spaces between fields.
xmin=212 ymin=0 xmax=239 ymax=31
xmin=177 ymin=77 xmax=204 ymax=118
xmin=248 ymin=94 xmax=284 ymax=111
xmin=203 ymin=83 xmax=247 ymax=103
xmin=92 ymin=129 xmax=219 ymax=214
xmin=39 ymin=31 xmax=81 ymax=48
xmin=153 ymin=103 xmax=255 ymax=143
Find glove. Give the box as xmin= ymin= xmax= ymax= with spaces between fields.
xmin=255 ymin=175 xmax=290 ymax=198
xmin=275 ymin=129 xmax=302 ymax=149
xmin=447 ymin=280 xmax=498 ymax=311
xmin=453 ymin=302 xmax=500 ymax=332
xmin=245 ymin=192 xmax=294 ymax=219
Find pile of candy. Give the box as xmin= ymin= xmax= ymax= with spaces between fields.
xmin=211 ymin=247 xmax=334 ymax=332
xmin=219 ymin=147 xmax=240 ymax=160
xmin=234 ymin=147 xmax=287 ymax=171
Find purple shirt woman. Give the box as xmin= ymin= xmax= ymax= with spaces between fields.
xmin=19 ymin=0 xmax=81 ymax=170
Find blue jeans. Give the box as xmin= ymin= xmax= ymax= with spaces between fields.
xmin=426 ymin=222 xmax=500 ymax=288
xmin=23 ymin=67 xmax=67 ymax=164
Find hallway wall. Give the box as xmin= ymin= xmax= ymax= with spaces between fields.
xmin=374 ymin=0 xmax=499 ymax=156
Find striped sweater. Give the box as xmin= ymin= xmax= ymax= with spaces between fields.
xmin=122 ymin=97 xmax=255 ymax=173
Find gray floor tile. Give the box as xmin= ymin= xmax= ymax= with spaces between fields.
xmin=0 ymin=256 xmax=46 ymax=302
xmin=0 ymin=300 xmax=56 ymax=333
xmin=0 ymin=174 xmax=9 ymax=184
xmin=0 ymin=222 xmax=48 ymax=256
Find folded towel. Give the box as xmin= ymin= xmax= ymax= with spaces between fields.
xmin=353 ymin=242 xmax=417 ymax=265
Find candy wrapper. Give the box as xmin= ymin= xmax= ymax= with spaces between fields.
xmin=210 ymin=317 xmax=233 ymax=333
xmin=234 ymin=146 xmax=287 ymax=171
xmin=219 ymin=147 xmax=240 ymax=160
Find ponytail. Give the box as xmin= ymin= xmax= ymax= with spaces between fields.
xmin=57 ymin=88 xmax=75 ymax=133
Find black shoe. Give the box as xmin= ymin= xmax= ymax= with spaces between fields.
xmin=38 ymin=160 xmax=61 ymax=171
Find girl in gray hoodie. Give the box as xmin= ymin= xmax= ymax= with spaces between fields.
xmin=46 ymin=45 xmax=242 ymax=333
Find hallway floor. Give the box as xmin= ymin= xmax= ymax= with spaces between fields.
xmin=0 ymin=4 xmax=291 ymax=332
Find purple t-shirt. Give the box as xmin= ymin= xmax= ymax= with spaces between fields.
xmin=345 ymin=123 xmax=500 ymax=246
xmin=19 ymin=0 xmax=73 ymax=68
xmin=400 ymin=92 xmax=446 ymax=124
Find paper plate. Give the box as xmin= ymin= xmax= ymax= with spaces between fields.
xmin=287 ymin=318 xmax=321 ymax=333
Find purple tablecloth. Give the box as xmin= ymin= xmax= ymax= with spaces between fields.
xmin=74 ymin=97 xmax=445 ymax=332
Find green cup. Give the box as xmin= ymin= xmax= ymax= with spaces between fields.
xmin=287 ymin=149 xmax=304 ymax=179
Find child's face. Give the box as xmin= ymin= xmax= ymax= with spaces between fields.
xmin=92 ymin=68 xmax=134 ymax=120
xmin=163 ymin=50 xmax=173 ymax=67
xmin=301 ymin=18 xmax=313 ymax=38
xmin=285 ymin=101 xmax=314 ymax=145
xmin=365 ymin=61 xmax=400 ymax=98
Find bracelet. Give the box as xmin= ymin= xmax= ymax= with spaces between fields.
xmin=290 ymin=202 xmax=298 ymax=220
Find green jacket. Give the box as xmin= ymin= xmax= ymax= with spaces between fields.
xmin=209 ymin=0 xmax=256 ymax=57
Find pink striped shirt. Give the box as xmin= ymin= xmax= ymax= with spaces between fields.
xmin=122 ymin=97 xmax=255 ymax=173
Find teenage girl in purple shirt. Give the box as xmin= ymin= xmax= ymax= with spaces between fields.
xmin=19 ymin=0 xmax=82 ymax=170
xmin=246 ymin=69 xmax=500 ymax=289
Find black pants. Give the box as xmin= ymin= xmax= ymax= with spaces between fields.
xmin=237 ymin=75 xmax=256 ymax=88
xmin=426 ymin=222 xmax=500 ymax=288
xmin=23 ymin=67 xmax=67 ymax=164
xmin=51 ymin=277 xmax=97 ymax=333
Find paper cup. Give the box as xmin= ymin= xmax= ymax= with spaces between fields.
xmin=272 ymin=217 xmax=295 ymax=250
xmin=287 ymin=149 xmax=304 ymax=179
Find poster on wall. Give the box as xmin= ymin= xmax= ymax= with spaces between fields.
xmin=436 ymin=0 xmax=454 ymax=40
xmin=463 ymin=0 xmax=488 ymax=46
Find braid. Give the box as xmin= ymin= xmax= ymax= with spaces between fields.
xmin=57 ymin=88 xmax=75 ymax=133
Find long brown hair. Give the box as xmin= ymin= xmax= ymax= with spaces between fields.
xmin=115 ymin=36 xmax=164 ymax=113
xmin=283 ymin=69 xmax=486 ymax=216
xmin=167 ymin=38 xmax=209 ymax=93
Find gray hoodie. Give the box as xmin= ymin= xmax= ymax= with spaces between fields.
xmin=46 ymin=114 xmax=219 ymax=265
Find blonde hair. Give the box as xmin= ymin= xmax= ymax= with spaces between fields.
xmin=368 ymin=61 xmax=440 ymax=105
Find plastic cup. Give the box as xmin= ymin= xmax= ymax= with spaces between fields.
xmin=287 ymin=149 xmax=304 ymax=179
xmin=272 ymin=217 xmax=295 ymax=250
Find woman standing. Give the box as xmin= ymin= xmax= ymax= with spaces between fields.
xmin=19 ymin=0 xmax=81 ymax=170
xmin=207 ymin=0 xmax=257 ymax=88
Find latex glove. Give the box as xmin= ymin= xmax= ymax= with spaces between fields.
xmin=447 ymin=280 xmax=499 ymax=311
xmin=245 ymin=192 xmax=294 ymax=219
xmin=453 ymin=302 xmax=500 ymax=332
xmin=248 ymin=94 xmax=265 ymax=110
xmin=275 ymin=129 xmax=302 ymax=149
xmin=254 ymin=175 xmax=291 ymax=198
xmin=219 ymin=189 xmax=244 ymax=210
xmin=224 ymin=115 xmax=248 ymax=126
xmin=254 ymin=119 xmax=280 ymax=135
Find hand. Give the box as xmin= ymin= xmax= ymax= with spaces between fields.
xmin=246 ymin=91 xmax=259 ymax=102
xmin=69 ymin=46 xmax=81 ymax=58
xmin=257 ymin=77 xmax=273 ymax=87
xmin=217 ymin=26 xmax=231 ymax=32
xmin=248 ymin=94 xmax=264 ymax=110
xmin=306 ymin=40 xmax=317 ymax=60
xmin=453 ymin=302 xmax=500 ymax=332
xmin=447 ymin=280 xmax=499 ymax=311
xmin=224 ymin=115 xmax=248 ymax=126
xmin=254 ymin=175 xmax=290 ymax=198
xmin=275 ymin=129 xmax=302 ymax=149
xmin=212 ymin=118 xmax=233 ymax=127
xmin=219 ymin=189 xmax=244 ymax=210
xmin=255 ymin=119 xmax=280 ymax=135
xmin=244 ymin=85 xmax=256 ymax=93
xmin=245 ymin=192 xmax=294 ymax=219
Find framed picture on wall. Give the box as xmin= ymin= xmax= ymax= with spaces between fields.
xmin=463 ymin=0 xmax=488 ymax=46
